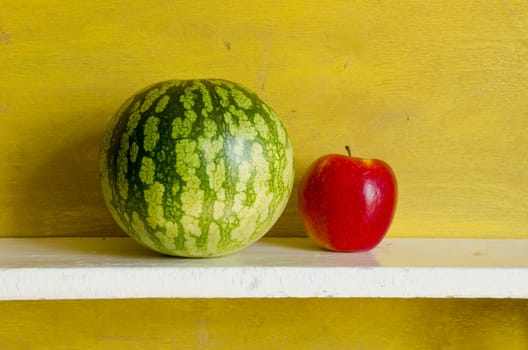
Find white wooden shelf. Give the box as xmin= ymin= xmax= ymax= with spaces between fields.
xmin=1 ymin=237 xmax=527 ymax=300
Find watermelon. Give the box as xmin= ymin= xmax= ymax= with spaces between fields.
xmin=99 ymin=79 xmax=294 ymax=257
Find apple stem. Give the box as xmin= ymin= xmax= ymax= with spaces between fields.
xmin=345 ymin=145 xmax=352 ymax=157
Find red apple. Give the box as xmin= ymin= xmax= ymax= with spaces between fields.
xmin=298 ymin=146 xmax=397 ymax=252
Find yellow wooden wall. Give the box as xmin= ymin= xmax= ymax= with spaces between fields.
xmin=1 ymin=1 xmax=528 ymax=348
xmin=1 ymin=298 xmax=528 ymax=349
xmin=2 ymin=0 xmax=528 ymax=238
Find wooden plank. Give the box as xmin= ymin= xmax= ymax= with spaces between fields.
xmin=1 ymin=237 xmax=527 ymax=300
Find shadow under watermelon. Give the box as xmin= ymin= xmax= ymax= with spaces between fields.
xmin=12 ymin=121 xmax=123 ymax=238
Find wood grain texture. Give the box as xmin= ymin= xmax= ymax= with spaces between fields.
xmin=1 ymin=0 xmax=528 ymax=237
xmin=1 ymin=298 xmax=527 ymax=349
